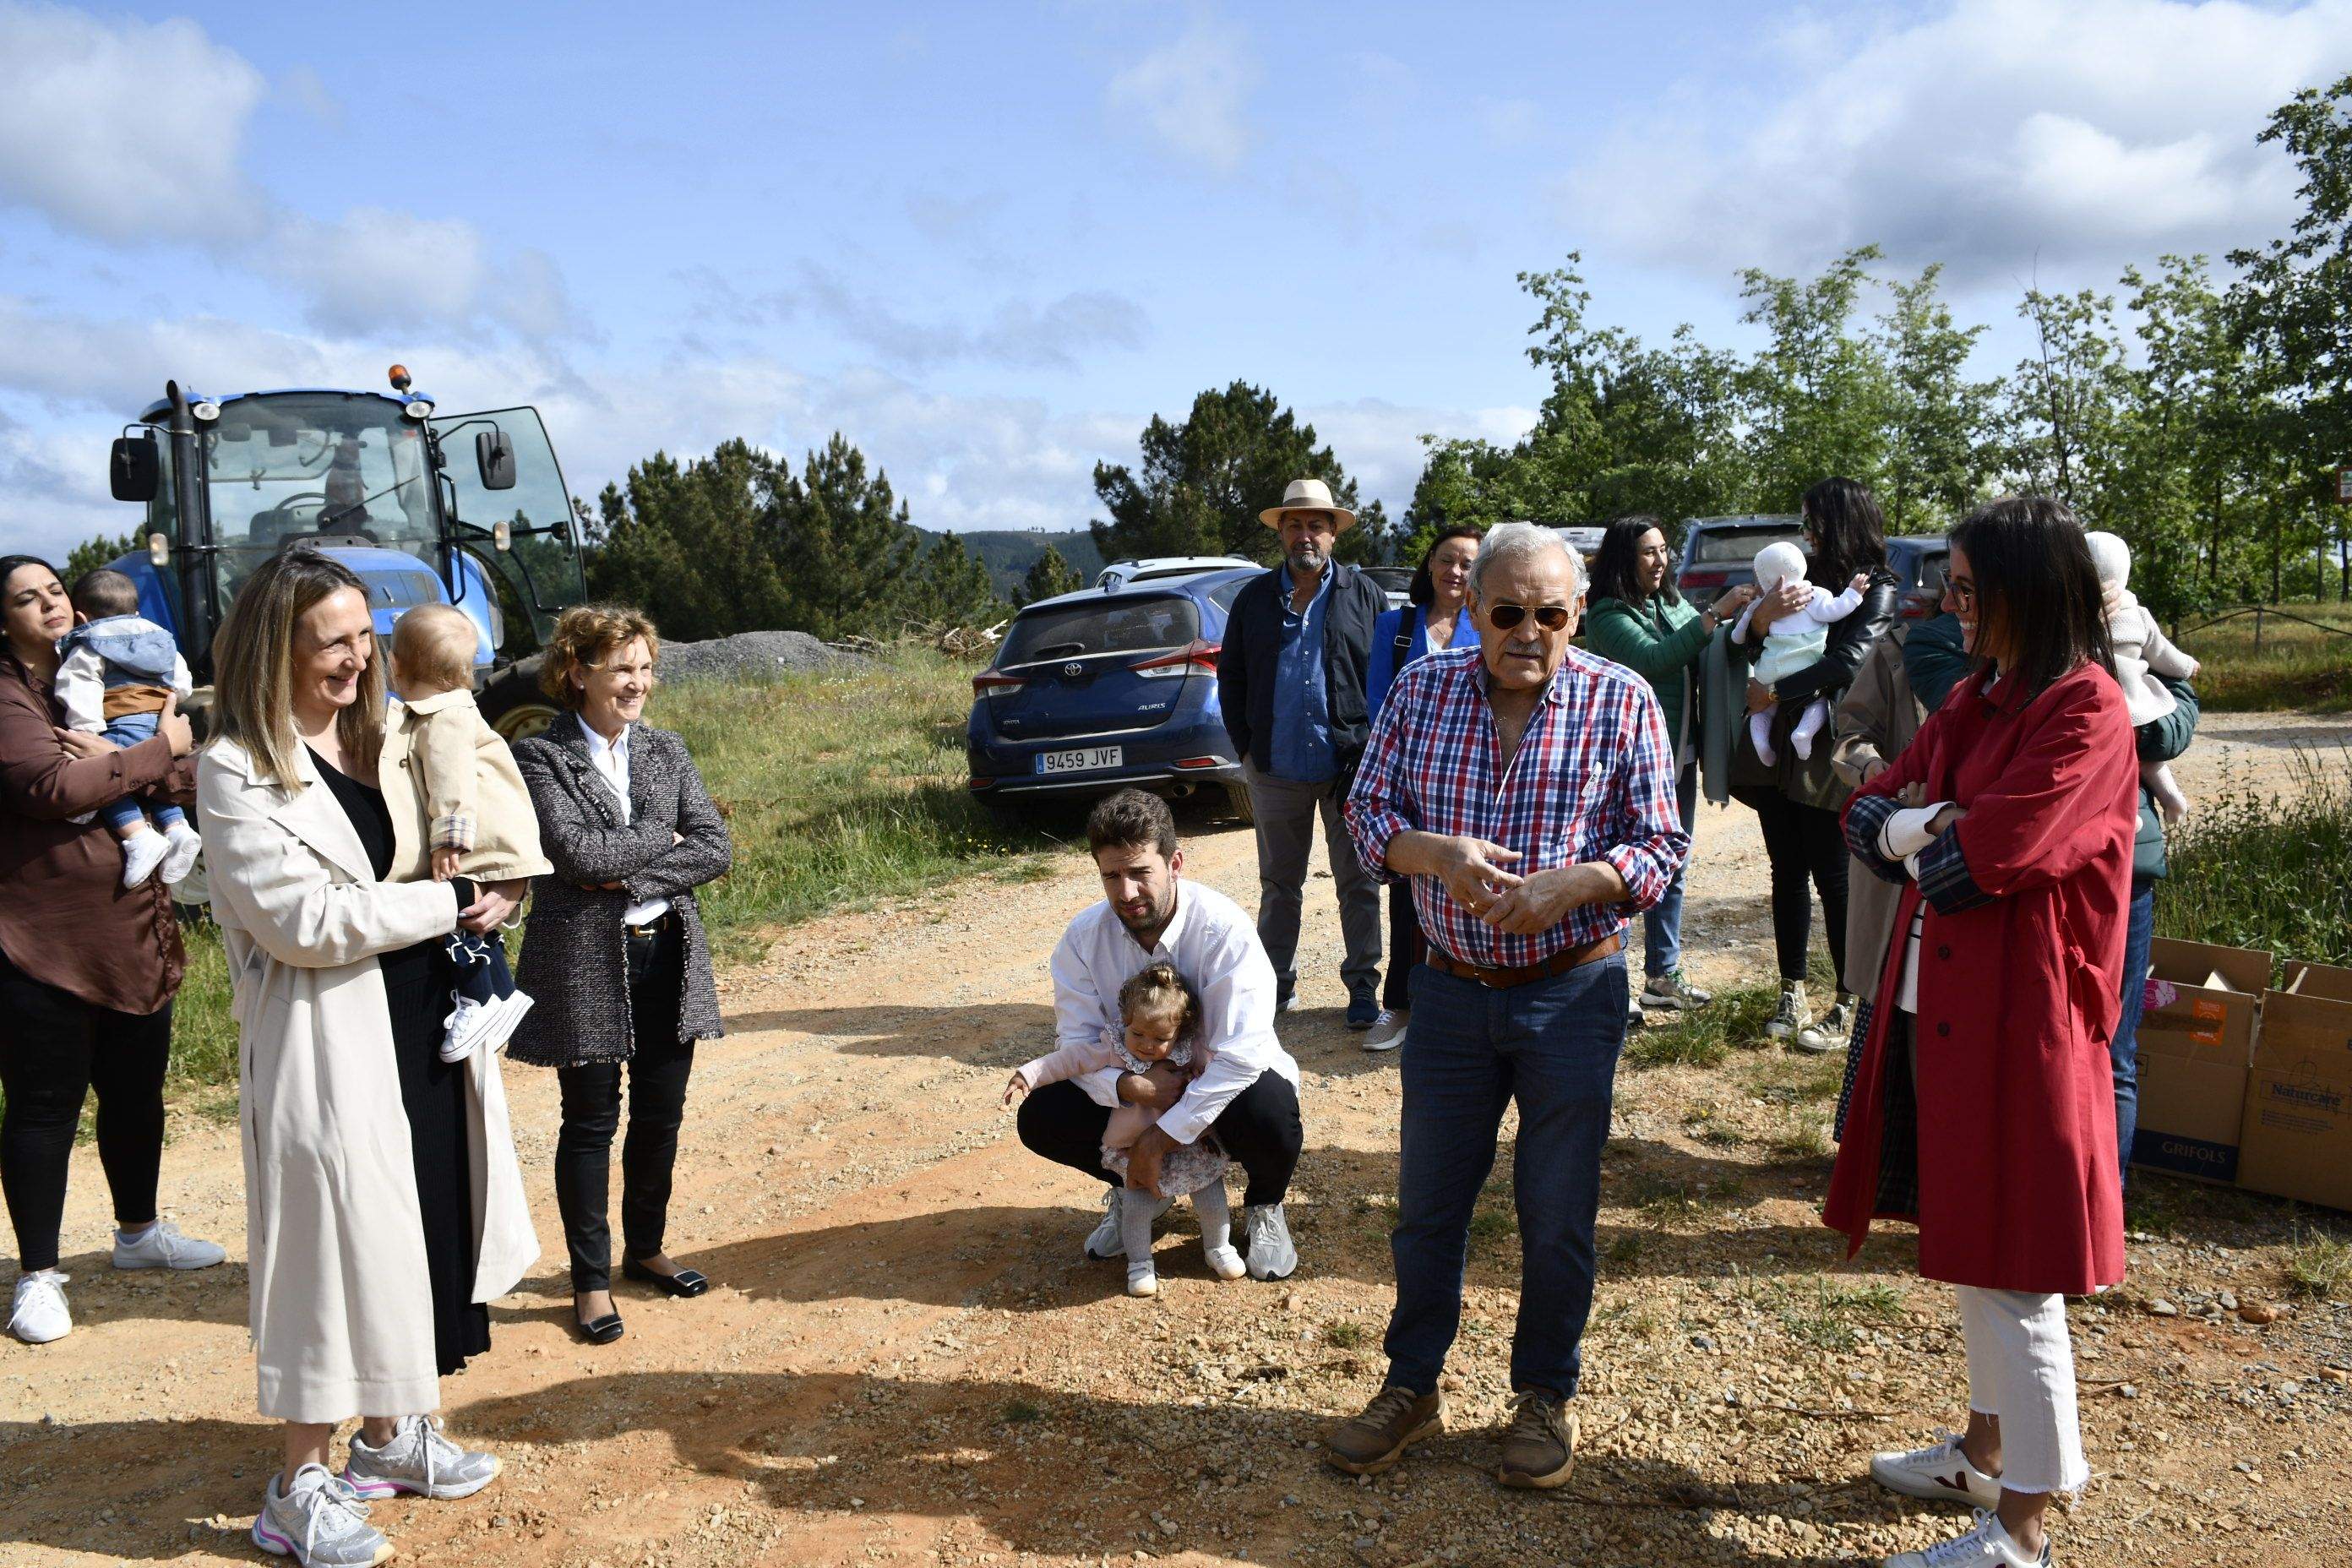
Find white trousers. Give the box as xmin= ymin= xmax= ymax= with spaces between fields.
xmin=1956 ymin=1284 xmax=2089 ymax=1494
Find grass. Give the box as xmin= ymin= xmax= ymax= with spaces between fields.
xmin=47 ymin=650 xmax=1073 ymax=1109
xmin=2175 ymin=598 xmax=2352 ymax=713
xmin=1624 ymin=953 xmax=1839 ymax=1071
xmin=1322 ymin=1320 xmax=1369 ymax=1350
xmin=2156 ymin=749 xmax=2352 ymax=974
xmin=999 ymin=1399 xmax=1045 ymax=1425
xmin=2284 ymin=1228 xmax=2352 ymax=1300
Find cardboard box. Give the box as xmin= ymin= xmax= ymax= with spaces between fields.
xmin=2130 ymin=937 xmax=2268 ymax=1184
xmin=2237 ymin=961 xmax=2352 ymax=1212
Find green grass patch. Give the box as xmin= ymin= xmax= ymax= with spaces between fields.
xmin=1322 ymin=1320 xmax=1369 ymax=1349
xmin=1000 ymin=1398 xmax=1045 ymax=1425
xmin=2156 ymin=749 xmax=2352 ymax=973
xmin=2284 ymin=1228 xmax=2352 ymax=1300
xmin=2175 ymin=600 xmax=2352 ymax=713
xmin=1627 ymin=1172 xmax=1748 ymax=1220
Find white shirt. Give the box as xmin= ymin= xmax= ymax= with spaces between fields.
xmin=1048 ymin=880 xmax=1299 ymax=1146
xmin=580 ymin=721 xmax=672 ymax=928
xmin=1877 ymin=802 xmax=1952 ymax=1014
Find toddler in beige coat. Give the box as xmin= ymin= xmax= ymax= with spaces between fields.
xmin=386 ymin=607 xmax=553 ymax=1062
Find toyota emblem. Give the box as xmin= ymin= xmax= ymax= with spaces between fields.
xmin=1063 ymin=662 xmax=1084 ymax=677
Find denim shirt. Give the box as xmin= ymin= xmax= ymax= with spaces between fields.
xmin=1268 ymin=565 xmax=1337 ymax=782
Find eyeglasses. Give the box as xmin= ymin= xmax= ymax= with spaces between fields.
xmin=1484 ymin=602 xmax=1573 ymax=631
xmin=1946 ymin=580 xmax=1976 ymax=609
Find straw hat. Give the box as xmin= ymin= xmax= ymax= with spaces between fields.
xmin=1258 ymin=476 xmax=1357 ymax=532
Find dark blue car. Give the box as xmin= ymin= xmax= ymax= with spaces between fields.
xmin=967 ymin=567 xmax=1256 ymax=819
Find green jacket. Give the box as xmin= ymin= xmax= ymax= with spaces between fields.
xmin=2134 ymin=673 xmax=2198 ymax=882
xmin=1586 ymin=594 xmax=1709 ymax=754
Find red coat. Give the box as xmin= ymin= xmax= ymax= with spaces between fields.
xmin=1824 ymin=661 xmax=2137 ymax=1294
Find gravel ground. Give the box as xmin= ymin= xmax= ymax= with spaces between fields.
xmin=657 ymin=629 xmax=868 ymax=682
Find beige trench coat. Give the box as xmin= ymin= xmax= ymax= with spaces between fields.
xmin=1827 ymin=623 xmax=1924 ymax=993
xmin=197 ymin=737 xmax=539 ymax=1423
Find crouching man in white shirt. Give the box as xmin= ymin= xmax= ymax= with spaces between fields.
xmin=1015 ymin=788 xmax=1304 ymax=1280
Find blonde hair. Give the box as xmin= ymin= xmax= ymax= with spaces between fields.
xmin=209 ymin=549 xmax=386 ymax=789
xmin=540 ymin=602 xmax=661 ymax=710
xmin=1116 ymin=961 xmax=1200 ymax=1042
xmin=391 ymin=604 xmax=477 ymax=693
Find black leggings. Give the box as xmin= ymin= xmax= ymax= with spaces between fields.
xmin=1016 ymin=1070 xmax=1303 ymax=1210
xmin=1730 ymin=785 xmax=1849 ymax=991
xmin=0 ymin=951 xmax=172 ymax=1272
xmin=553 ymin=920 xmax=694 ymax=1293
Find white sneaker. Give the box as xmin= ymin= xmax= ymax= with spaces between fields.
xmin=1240 ymin=1202 xmax=1298 ymax=1281
xmin=1361 ymin=1010 xmax=1407 ymax=1053
xmin=159 ymin=823 xmax=203 ymax=885
xmin=1125 ymin=1257 xmax=1159 ymax=1298
xmin=1884 ymin=1509 xmax=2047 ymax=1567
xmin=344 ymin=1413 xmax=502 ymax=1500
xmin=121 ymin=827 xmax=168 ymax=888
xmin=468 ymin=989 xmax=535 ymax=1058
xmin=8 ymin=1270 xmax=70 ymax=1343
xmin=1870 ymin=1433 xmax=2002 ymax=1509
xmin=112 ymin=1218 xmax=226 ymax=1271
xmin=439 ymin=993 xmax=496 ymax=1064
xmin=1203 ymin=1243 xmax=1248 ymax=1281
xmin=1765 ymin=980 xmax=1810 ymax=1042
xmin=253 ymin=1464 xmax=395 ymax=1566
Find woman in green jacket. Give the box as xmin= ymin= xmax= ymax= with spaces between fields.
xmin=1586 ymin=517 xmax=1756 ymax=1015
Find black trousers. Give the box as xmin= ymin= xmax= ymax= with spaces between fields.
xmin=1731 ymin=784 xmax=1849 ymax=990
xmin=553 ymin=919 xmax=693 ymax=1292
xmin=1016 ymin=1069 xmax=1303 ymax=1210
xmin=0 ymin=951 xmax=171 ymax=1272
xmin=1381 ymin=882 xmax=1428 ymax=1013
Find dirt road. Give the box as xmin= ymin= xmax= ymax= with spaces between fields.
xmin=5 ymin=714 xmax=2349 ymax=1566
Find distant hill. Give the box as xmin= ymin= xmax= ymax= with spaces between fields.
xmin=912 ymin=527 xmax=1107 ymax=597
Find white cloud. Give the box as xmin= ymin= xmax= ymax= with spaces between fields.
xmin=279 ymin=63 xmax=344 ymax=128
xmin=1105 ymin=11 xmax=1259 ymax=173
xmin=1301 ymin=398 xmax=1541 ymax=513
xmin=0 ymin=0 xmax=267 ymax=244
xmin=689 ymin=264 xmax=1147 ymax=372
xmin=1564 ymin=0 xmax=2352 ymax=287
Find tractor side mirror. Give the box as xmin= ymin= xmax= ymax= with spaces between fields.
xmin=476 ymin=428 xmax=517 ymax=491
xmin=110 ymin=434 xmax=160 ymax=503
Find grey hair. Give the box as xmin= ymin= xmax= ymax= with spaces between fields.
xmin=1468 ymin=520 xmax=1584 ymax=601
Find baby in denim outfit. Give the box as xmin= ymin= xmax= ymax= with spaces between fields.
xmin=56 ymin=570 xmax=199 ymax=888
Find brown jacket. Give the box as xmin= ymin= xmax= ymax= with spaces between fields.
xmin=1828 ymin=623 xmax=1924 ymax=1012
xmin=0 ymin=651 xmax=193 ymax=1014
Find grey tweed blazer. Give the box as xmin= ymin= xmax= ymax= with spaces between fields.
xmin=507 ymin=713 xmax=731 ymax=1066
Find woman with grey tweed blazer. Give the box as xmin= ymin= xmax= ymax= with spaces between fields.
xmin=508 ymin=606 xmax=730 ymax=1345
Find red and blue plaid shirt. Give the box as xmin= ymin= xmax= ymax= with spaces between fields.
xmin=1344 ymin=644 xmax=1689 ymax=968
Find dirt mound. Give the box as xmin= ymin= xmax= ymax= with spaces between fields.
xmin=659 ymin=629 xmax=868 ymax=683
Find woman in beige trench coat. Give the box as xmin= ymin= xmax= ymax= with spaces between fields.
xmin=197 ymin=551 xmax=536 ymax=1567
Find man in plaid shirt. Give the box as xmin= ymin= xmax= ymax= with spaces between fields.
xmin=1326 ymin=523 xmax=1689 ymax=1489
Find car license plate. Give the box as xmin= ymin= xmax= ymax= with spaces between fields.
xmin=1037 ymin=745 xmax=1123 ymax=776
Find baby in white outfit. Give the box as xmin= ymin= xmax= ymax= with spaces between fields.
xmin=1734 ymin=540 xmax=1871 ymax=766
xmin=2086 ymin=531 xmax=2197 ymax=824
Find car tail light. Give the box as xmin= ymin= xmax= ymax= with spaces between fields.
xmin=967 ymin=776 xmax=994 ymax=789
xmin=1173 ymin=755 xmax=1226 ymax=770
xmin=972 ymin=671 xmax=1026 ymax=698
xmin=1680 ymin=568 xmax=1729 ymax=592
xmin=1130 ymin=640 xmax=1221 ymax=678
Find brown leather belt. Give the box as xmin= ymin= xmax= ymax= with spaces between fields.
xmin=1428 ymin=932 xmax=1624 ymax=989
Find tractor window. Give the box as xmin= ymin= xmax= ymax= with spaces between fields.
xmin=201 ymin=395 xmax=439 ymax=579
xmin=431 ymin=406 xmax=585 ymax=646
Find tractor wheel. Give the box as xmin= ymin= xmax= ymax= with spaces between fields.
xmin=480 ymin=657 xmax=559 ymax=743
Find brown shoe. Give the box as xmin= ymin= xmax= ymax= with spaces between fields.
xmin=1325 ymin=1385 xmax=1444 ymax=1476
xmin=1496 ymin=1389 xmax=1577 ymax=1489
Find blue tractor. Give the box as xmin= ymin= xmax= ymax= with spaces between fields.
xmin=105 ymin=367 xmax=587 ymax=742
xmin=104 ymin=369 xmax=588 ymax=907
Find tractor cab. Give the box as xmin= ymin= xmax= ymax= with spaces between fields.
xmin=106 ymin=369 xmax=585 ymax=738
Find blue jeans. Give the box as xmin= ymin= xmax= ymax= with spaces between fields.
xmin=93 ymin=710 xmax=187 ymax=838
xmin=1385 ymin=954 xmax=1628 ymax=1398
xmin=1642 ymin=762 xmax=1700 ymax=980
xmin=2110 ymin=879 xmax=2155 ymax=1195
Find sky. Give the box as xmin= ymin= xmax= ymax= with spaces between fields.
xmin=4 ymin=0 xmax=2350 ymax=564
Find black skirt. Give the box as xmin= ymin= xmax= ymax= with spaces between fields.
xmin=383 ymin=939 xmax=491 ymax=1377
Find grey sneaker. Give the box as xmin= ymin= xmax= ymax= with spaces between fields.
xmin=1641 ymin=970 xmax=1712 ymax=1010
xmin=112 ymin=1218 xmax=226 ymax=1271
xmin=343 ymin=1414 xmax=500 ymax=1500
xmin=1794 ymin=993 xmax=1856 ymax=1055
xmin=1764 ymin=980 xmax=1810 ymax=1042
xmin=253 ymin=1465 xmax=394 ymax=1566
xmin=1082 ymin=1187 xmax=1170 ymax=1261
xmin=1240 ymin=1202 xmax=1298 ymax=1281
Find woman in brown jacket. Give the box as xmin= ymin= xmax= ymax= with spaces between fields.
xmin=0 ymin=554 xmax=223 ymax=1346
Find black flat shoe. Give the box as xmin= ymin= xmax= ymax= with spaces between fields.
xmin=574 ymin=1310 xmax=624 ymax=1344
xmin=623 ymin=1258 xmax=710 ymax=1298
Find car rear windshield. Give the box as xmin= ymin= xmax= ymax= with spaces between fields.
xmin=1691 ymin=526 xmax=1803 ymax=564
xmin=999 ymin=596 xmax=1201 ymax=666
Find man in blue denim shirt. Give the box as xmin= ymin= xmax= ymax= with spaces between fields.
xmin=1215 ymin=478 xmax=1388 ymax=1026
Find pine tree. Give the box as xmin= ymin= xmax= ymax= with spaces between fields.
xmin=1015 ymin=545 xmax=1082 ymax=606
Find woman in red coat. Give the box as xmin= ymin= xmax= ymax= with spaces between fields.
xmin=1824 ymin=498 xmax=2137 ymax=1568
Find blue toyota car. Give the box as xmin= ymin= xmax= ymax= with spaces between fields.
xmin=966 ymin=566 xmax=1256 ymax=819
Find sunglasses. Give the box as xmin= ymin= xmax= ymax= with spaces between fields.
xmin=1484 ymin=602 xmax=1573 ymax=631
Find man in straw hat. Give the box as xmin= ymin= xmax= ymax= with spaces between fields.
xmin=1212 ymin=477 xmax=1389 ymax=1027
